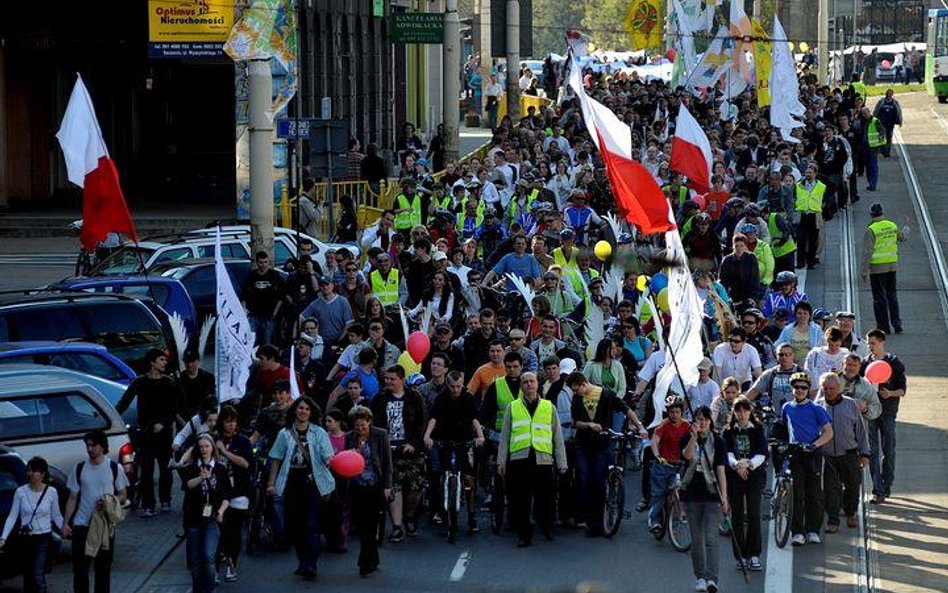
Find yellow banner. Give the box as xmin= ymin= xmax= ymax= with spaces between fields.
xmin=148 ymin=0 xmax=234 ymax=43
xmin=623 ymin=0 xmax=663 ymax=51
xmin=751 ymin=18 xmax=771 ymax=107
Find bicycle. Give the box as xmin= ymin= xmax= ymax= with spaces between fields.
xmin=481 ymin=446 xmax=506 ymax=535
xmin=435 ymin=440 xmax=477 ymax=543
xmin=651 ymin=462 xmax=692 ymax=552
xmin=602 ymin=429 xmax=635 ymax=538
xmin=768 ymin=441 xmax=810 ymax=548
xmin=246 ymin=441 xmax=276 ymax=556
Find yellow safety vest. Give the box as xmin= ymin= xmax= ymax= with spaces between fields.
xmin=509 ymin=189 xmax=539 ymax=219
xmin=768 ymin=213 xmax=797 ymax=258
xmin=869 ymin=219 xmax=899 ymax=265
xmin=867 ymin=118 xmax=886 ymax=149
xmin=851 ymin=81 xmax=866 ymax=101
xmin=664 ymin=184 xmax=689 ymax=206
xmin=394 ymin=193 xmax=422 ymax=230
xmin=493 ymin=377 xmax=522 ymax=431
xmin=370 ymin=268 xmax=400 ymax=306
xmin=508 ymin=398 xmax=554 ymax=454
xmin=794 ymin=181 xmax=826 ymax=214
xmin=457 ymin=198 xmax=485 ymax=231
xmin=552 ymin=246 xmax=578 ymax=271
xmin=432 ymin=195 xmax=453 ymax=211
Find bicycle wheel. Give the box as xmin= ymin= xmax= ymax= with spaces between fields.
xmin=446 ymin=474 xmax=459 ymax=543
xmin=773 ymin=480 xmax=793 ymax=548
xmin=654 ymin=501 xmax=669 ymax=541
xmin=668 ymin=498 xmax=692 ymax=552
xmin=490 ymin=474 xmax=505 ymax=535
xmin=603 ymin=473 xmax=625 ymax=538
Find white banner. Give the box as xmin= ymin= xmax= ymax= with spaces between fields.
xmin=215 ymin=227 xmax=255 ymax=401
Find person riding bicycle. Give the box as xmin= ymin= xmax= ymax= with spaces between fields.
xmin=423 ymin=371 xmax=485 ymax=534
xmin=565 ymin=372 xmax=647 ymax=537
xmin=781 ymin=372 xmax=835 ymax=546
xmin=762 ymin=271 xmax=808 ymax=320
xmin=747 ymin=342 xmax=813 ymax=410
xmin=647 ymin=399 xmax=691 ymax=534
xmin=248 ymin=380 xmax=294 ymax=547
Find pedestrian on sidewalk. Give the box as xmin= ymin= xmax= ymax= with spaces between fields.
xmin=62 ymin=430 xmax=129 ymax=593
xmin=180 ymin=434 xmax=231 ymax=593
xmin=345 ymin=405 xmax=393 ymax=577
xmin=861 ymin=330 xmax=907 ymax=504
xmin=872 ymin=90 xmax=902 ymax=158
xmin=0 ymin=456 xmax=64 ymax=593
xmin=214 ymin=406 xmax=253 ymax=583
xmin=115 ymin=348 xmax=177 ymax=518
xmin=861 ymin=202 xmax=905 ymax=334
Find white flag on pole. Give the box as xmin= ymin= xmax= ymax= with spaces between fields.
xmin=215 ymin=227 xmax=255 ymax=402
xmin=769 ymin=16 xmax=806 ymax=135
xmin=288 ymin=345 xmax=301 ymax=400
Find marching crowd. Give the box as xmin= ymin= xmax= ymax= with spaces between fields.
xmin=5 ymin=62 xmax=912 ymax=593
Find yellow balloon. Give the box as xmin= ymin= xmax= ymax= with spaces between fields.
xmin=594 ymin=240 xmax=612 ymax=261
xmin=657 ymin=287 xmax=670 ymax=313
xmin=788 ymin=42 xmax=795 ymax=51
xmin=799 ymin=41 xmax=809 ymax=52
xmin=636 ymin=275 xmax=649 ymax=292
xmin=397 ymin=350 xmax=421 ymax=376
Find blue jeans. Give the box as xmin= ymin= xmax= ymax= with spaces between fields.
xmin=186 ymin=522 xmax=220 ymax=593
xmin=865 ymin=151 xmax=879 ymax=189
xmin=648 ymin=463 xmax=681 ymax=527
xmin=23 ymin=534 xmax=48 ymax=593
xmin=576 ymin=446 xmax=611 ymax=532
xmin=249 ymin=315 xmax=274 ymax=346
xmin=868 ymin=414 xmax=896 ymax=496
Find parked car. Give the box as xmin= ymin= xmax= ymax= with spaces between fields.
xmin=149 ymin=258 xmax=288 ymax=324
xmin=0 ymin=364 xmax=137 ymax=513
xmin=49 ymin=276 xmax=198 ymax=334
xmin=875 ymin=52 xmax=898 ymax=81
xmin=0 ymin=292 xmax=175 ymax=374
xmin=89 ymin=226 xmax=359 ymax=278
xmin=0 ymin=444 xmax=26 ymax=580
xmin=0 ymin=341 xmax=137 ymax=386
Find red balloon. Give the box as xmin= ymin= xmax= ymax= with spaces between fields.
xmin=406 ymin=331 xmax=431 ymax=363
xmin=666 ymin=48 xmax=677 ymax=62
xmin=330 ymin=450 xmax=365 ymax=479
xmin=881 ymin=60 xmax=892 ymax=70
xmin=865 ymin=360 xmax=892 ymax=385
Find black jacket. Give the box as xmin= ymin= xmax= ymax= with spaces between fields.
xmin=345 ymin=427 xmax=393 ymax=489
xmin=571 ymin=387 xmax=630 ymax=450
xmin=369 ymin=389 xmax=428 ymax=452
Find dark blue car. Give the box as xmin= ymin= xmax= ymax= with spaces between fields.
xmin=0 ymin=341 xmax=137 ymax=385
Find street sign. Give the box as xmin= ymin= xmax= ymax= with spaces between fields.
xmin=392 ymin=13 xmax=444 ymax=44
xmin=276 ymin=118 xmax=317 ymax=140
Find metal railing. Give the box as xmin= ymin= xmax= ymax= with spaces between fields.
xmin=273 ymin=178 xmax=399 ymax=240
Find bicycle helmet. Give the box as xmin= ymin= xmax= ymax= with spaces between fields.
xmin=789 ymin=372 xmax=811 ymax=387
xmin=775 ymin=271 xmax=798 ymax=286
xmin=743 ymin=308 xmax=764 ymax=321
xmin=739 ymin=222 xmax=760 ymax=235
xmin=742 ymin=203 xmax=761 ymax=217
xmin=813 ymin=308 xmax=832 ymax=322
xmin=407 ymin=373 xmax=426 ymax=387
xmin=617 ymin=232 xmax=634 ymax=245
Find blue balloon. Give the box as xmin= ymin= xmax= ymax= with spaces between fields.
xmin=650 ymin=272 xmax=668 ymax=293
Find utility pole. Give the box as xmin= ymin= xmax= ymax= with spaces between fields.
xmin=443 ymin=0 xmax=460 ymax=163
xmin=818 ymin=0 xmax=829 ymax=84
xmin=505 ymin=0 xmax=520 ymax=121
xmin=248 ymin=59 xmax=275 ymax=258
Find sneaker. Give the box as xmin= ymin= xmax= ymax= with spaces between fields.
xmin=405 ymin=521 xmax=419 ymax=537
xmin=467 ymin=517 xmax=479 ymax=533
xmin=735 ymin=559 xmax=746 ymax=570
xmin=791 ymin=533 xmax=806 ymax=546
xmin=748 ymin=557 xmax=762 ymax=571
xmin=224 ymin=564 xmax=238 ymax=583
xmin=648 ymin=523 xmax=663 ymax=535
xmin=825 ymin=523 xmax=839 ymax=534
xmin=806 ymin=532 xmax=822 ymax=544
xmin=388 ymin=526 xmax=405 ymax=543
xmin=140 ymin=508 xmax=156 ymax=519
xmin=847 ymin=515 xmax=858 ymax=529
xmin=635 ymin=500 xmax=649 ymax=513
xmin=706 ymin=579 xmax=718 ymax=593
xmin=160 ymin=502 xmax=172 ymax=513
xmin=694 ymin=578 xmax=708 ymax=592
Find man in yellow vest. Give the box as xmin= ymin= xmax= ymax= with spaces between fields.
xmin=551 ymin=228 xmax=579 ymax=273
xmin=482 ymin=352 xmax=524 ymax=435
xmin=369 ymin=252 xmax=407 ymax=307
xmin=863 ymin=107 xmax=886 ymax=191
xmin=767 ymin=207 xmax=798 ymax=276
xmin=496 ymin=372 xmax=567 ymax=547
xmin=861 ymin=202 xmax=906 ymax=333
xmin=394 ymin=177 xmax=423 ymax=233
xmin=795 ymin=163 xmax=826 ymax=270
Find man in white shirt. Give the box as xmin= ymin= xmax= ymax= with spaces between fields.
xmin=712 ymin=327 xmax=763 ymax=389
xmin=518 ymin=68 xmax=535 ymax=92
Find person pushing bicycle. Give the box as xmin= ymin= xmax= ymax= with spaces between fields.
xmin=647 ymin=399 xmax=691 ymax=534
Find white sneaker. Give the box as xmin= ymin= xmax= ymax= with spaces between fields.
xmin=694 ymin=578 xmax=708 ymax=592
xmin=791 ymin=533 xmax=806 ymax=546
xmin=748 ymin=556 xmax=762 ymax=571
xmin=806 ymin=532 xmax=822 ymax=544
xmin=706 ymin=580 xmax=719 ymax=593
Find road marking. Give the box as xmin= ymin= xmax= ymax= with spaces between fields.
xmin=764 ymin=490 xmax=793 ymax=593
xmin=449 ymin=550 xmax=471 ymax=582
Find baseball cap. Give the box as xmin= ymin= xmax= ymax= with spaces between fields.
xmin=297 ymin=334 xmax=316 ymax=347
xmin=317 ymin=276 xmax=333 ymax=285
xmin=835 ymin=311 xmax=856 ymax=320
xmin=697 ymin=358 xmax=713 ymax=371
xmin=435 ymin=321 xmax=453 ymax=333
xmin=432 ymin=251 xmax=447 ymax=261
xmin=870 ymin=202 xmax=884 ymax=217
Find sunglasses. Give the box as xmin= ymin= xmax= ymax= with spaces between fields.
xmin=792 ymin=384 xmax=809 ymax=390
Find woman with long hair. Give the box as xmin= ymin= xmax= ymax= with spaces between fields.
xmin=723 ymin=396 xmax=768 ymax=572
xmin=0 ymin=457 xmax=63 ymax=593
xmin=181 ymin=434 xmax=231 ymax=593
xmin=345 ymin=405 xmax=393 ymax=577
xmin=711 ymin=377 xmax=742 ymax=432
xmin=267 ymin=396 xmax=335 ymax=580
xmin=581 ymin=337 xmax=627 ymax=397
xmin=408 ymin=270 xmax=455 ymax=328
xmin=777 ymin=301 xmax=825 ymax=363
xmin=334 ymin=195 xmax=358 ymax=244
xmin=682 ymin=406 xmax=729 ymax=593
xmin=215 ymin=406 xmax=253 ymax=583
xmin=546 ymin=159 xmax=574 ymax=210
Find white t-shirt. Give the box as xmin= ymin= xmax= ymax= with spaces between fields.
xmin=712 ymin=343 xmax=762 ymax=384
xmin=688 ymin=379 xmax=720 ymax=412
xmin=67 ymin=458 xmax=129 ymax=527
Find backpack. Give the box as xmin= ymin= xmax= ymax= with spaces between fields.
xmin=72 ymin=460 xmax=121 ymax=525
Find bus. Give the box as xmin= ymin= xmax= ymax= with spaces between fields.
xmin=926 ymin=9 xmax=948 ymax=102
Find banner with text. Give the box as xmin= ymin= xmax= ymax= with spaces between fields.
xmin=148 ymin=0 xmax=234 ymax=59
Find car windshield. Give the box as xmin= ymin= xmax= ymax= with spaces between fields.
xmin=90 ymin=247 xmax=155 ymax=276
xmin=0 ymin=352 xmax=129 ymax=382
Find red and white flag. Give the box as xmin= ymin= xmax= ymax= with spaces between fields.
xmin=56 ymin=74 xmax=137 ymax=253
xmin=566 ymin=47 xmax=674 ymax=234
xmin=670 ymin=103 xmax=713 ymax=194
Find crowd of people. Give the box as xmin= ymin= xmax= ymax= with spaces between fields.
xmin=13 ymin=57 xmax=913 ymax=593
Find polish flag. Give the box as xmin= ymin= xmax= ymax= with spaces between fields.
xmin=56 ymin=74 xmax=137 ymax=253
xmin=670 ymin=103 xmax=713 ymax=194
xmin=566 ymin=48 xmax=674 ymax=234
